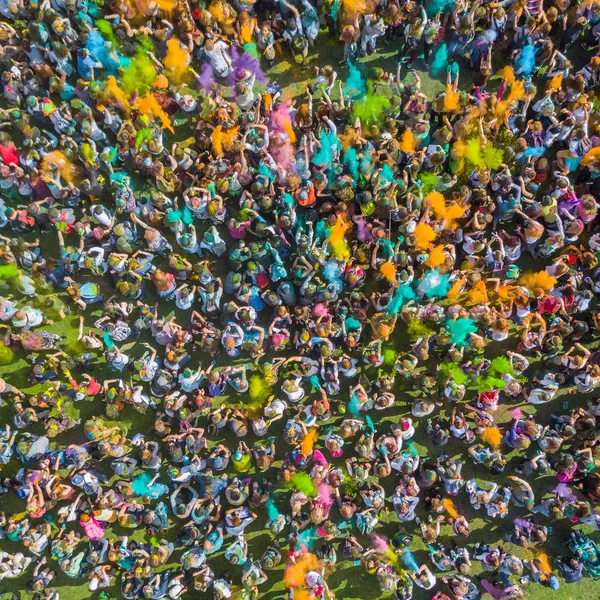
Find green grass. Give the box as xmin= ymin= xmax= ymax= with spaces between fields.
xmin=0 ymin=28 xmax=597 ymax=600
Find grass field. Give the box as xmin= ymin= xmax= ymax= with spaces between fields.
xmin=0 ymin=28 xmax=598 ymax=600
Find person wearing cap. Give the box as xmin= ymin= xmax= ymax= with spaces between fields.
xmin=234 ymin=68 xmax=256 ymax=112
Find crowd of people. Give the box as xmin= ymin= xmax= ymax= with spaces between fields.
xmin=1 ymin=0 xmax=600 ymax=599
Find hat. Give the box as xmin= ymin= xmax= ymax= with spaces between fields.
xmin=412 ymin=399 xmax=435 ymax=417
xmin=12 ymin=310 xmax=28 ymax=327
xmin=235 ymin=67 xmax=251 ymax=81
xmin=506 ymin=265 xmax=519 ymax=279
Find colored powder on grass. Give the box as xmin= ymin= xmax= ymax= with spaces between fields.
xmin=244 ymin=42 xmax=260 ymax=59
xmin=554 ymin=483 xmax=575 ymax=502
xmin=293 ymin=591 xmax=312 ymax=600
xmin=309 ymin=374 xmax=322 ymax=390
xmin=323 ymin=261 xmax=343 ymax=288
xmin=386 ymin=284 xmax=417 ymax=316
xmin=318 ymin=482 xmax=334 ymax=509
xmin=352 ymin=92 xmax=391 ymax=125
xmin=212 ymin=125 xmax=224 ymax=157
xmin=356 ymin=217 xmax=373 ymax=242
xmin=483 ymin=145 xmax=504 ymax=170
xmin=270 ymin=139 xmax=295 ymax=171
xmin=63 ymin=338 xmax=85 ymax=357
xmin=0 ymin=264 xmax=19 ymax=279
xmin=519 ymin=271 xmax=557 ymax=293
xmin=198 ymin=63 xmax=215 ymax=92
xmin=383 ymin=349 xmax=397 ymax=365
xmin=426 ymin=191 xmax=446 ymax=214
xmin=379 ymin=163 xmax=396 ymax=185
xmin=465 ymin=138 xmax=485 ymax=168
xmin=407 ymin=320 xmax=434 ymax=338
xmin=348 ymin=392 xmax=363 ymax=416
xmin=420 ymin=172 xmax=440 ymax=193
xmin=370 ymin=533 xmax=390 ymax=554
xmin=345 ymin=62 xmax=367 ymax=98
xmin=380 ymin=261 xmax=397 ymax=283
xmin=338 ymin=128 xmax=357 ymax=151
xmin=104 ymin=76 xmax=130 ymax=112
xmin=427 ymin=191 xmax=466 ymax=229
xmin=549 ymin=74 xmax=563 ymax=91
xmin=86 ymin=30 xmax=120 ymax=75
xmin=400 ymin=128 xmax=415 ymax=153
xmin=445 ymin=317 xmax=477 ymax=346
xmin=447 ymin=277 xmax=465 ymax=299
xmin=0 ymin=344 xmax=14 ymax=366
xmin=489 ymin=357 xmax=515 ymax=377
xmin=418 ymin=270 xmax=451 ymax=299
xmin=249 ymin=374 xmax=271 ymax=404
xmin=298 ymin=528 xmax=317 ymax=550
xmin=137 ymin=93 xmax=174 ymax=133
xmin=471 ymin=375 xmax=506 ymax=393
xmin=536 ymin=553 xmax=552 ymax=575
xmin=220 ymin=126 xmax=239 ymax=152
xmin=520 ymin=146 xmax=546 ymax=159
xmin=329 ymin=217 xmax=351 ymax=260
xmin=481 ymin=426 xmax=502 ymax=449
xmin=426 ymin=244 xmax=446 ymax=268
xmin=499 ymin=66 xmax=515 ymax=84
xmin=425 ymin=0 xmax=455 ymax=17
xmin=468 ymin=281 xmax=487 ymax=304
xmin=497 ymin=285 xmax=511 ymax=299
xmin=516 ymin=44 xmax=535 ymax=77
xmin=506 ymin=79 xmax=526 ymax=104
xmin=443 ymin=498 xmax=458 ymax=518
xmin=286 ymin=473 xmax=317 ymax=497
xmin=401 ymin=547 xmax=419 ymax=572
xmin=135 ymin=128 xmax=152 ymax=149
xmin=284 ymin=553 xmax=321 ymax=588
xmin=302 ymin=429 xmax=318 ymax=457
xmin=313 ymin=130 xmax=339 ymax=167
xmin=271 ymin=102 xmax=297 ymax=143
xmin=343 ymin=148 xmax=359 ymax=182
xmin=96 ymin=19 xmax=120 ymax=47
xmin=431 ymin=42 xmax=448 ymax=76
xmin=164 ymin=38 xmax=190 ymax=84
xmin=414 ymin=223 xmax=437 ymax=249
xmin=439 ymin=362 xmax=467 ymax=385
xmin=121 ymin=49 xmax=157 ymax=95
xmin=443 ymin=85 xmax=460 ymax=112
xmin=41 ymin=151 xmax=75 ymax=182
xmin=266 ymin=498 xmax=280 ymax=521
xmin=231 ymin=47 xmax=268 ymax=83
xmin=360 ymin=150 xmax=374 ymax=176
xmin=81 ymin=143 xmax=97 ymax=166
